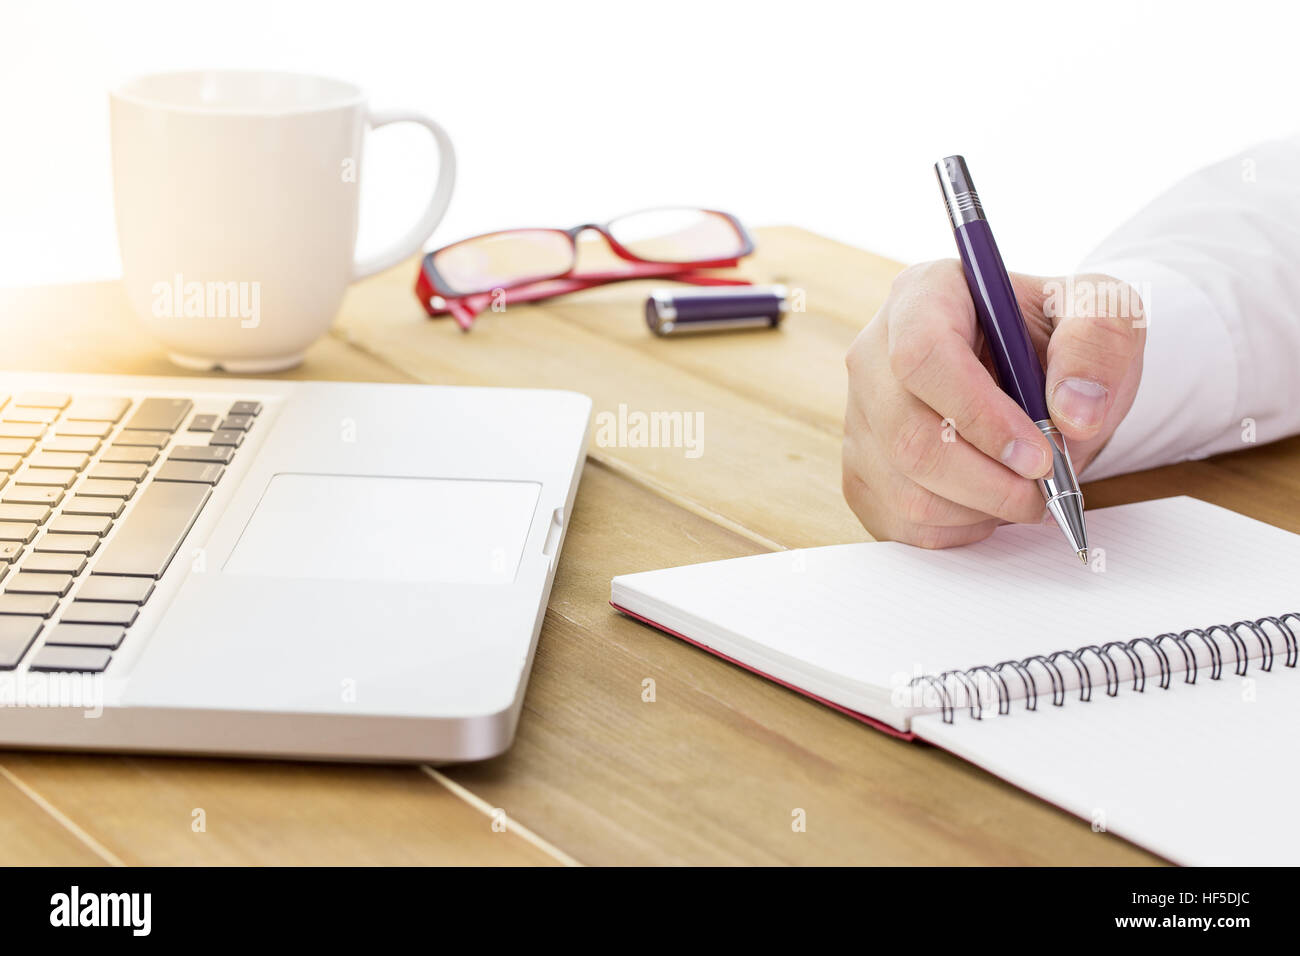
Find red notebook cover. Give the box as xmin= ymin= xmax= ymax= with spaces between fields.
xmin=611 ymin=602 xmax=917 ymax=742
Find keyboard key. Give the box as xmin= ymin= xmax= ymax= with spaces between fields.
xmin=123 ymin=397 xmax=192 ymax=433
xmin=62 ymin=497 xmax=124 ymax=518
xmin=188 ymin=414 xmax=220 ymax=432
xmin=100 ymin=445 xmax=159 ymax=465
xmin=0 ymin=562 xmax=7 ymax=584
xmin=4 ymin=571 xmax=73 ymax=595
xmin=229 ymin=401 xmax=263 ymax=417
xmin=28 ymin=451 xmax=90 ymax=470
xmin=0 ymin=503 xmax=51 ymax=523
xmin=76 ymin=479 xmax=137 ymax=500
xmin=34 ymin=533 xmax=100 ymax=555
xmin=0 ymin=454 xmax=21 ymax=472
xmin=169 ymin=445 xmax=234 ymax=464
xmin=28 ymin=645 xmax=112 ymax=672
xmin=43 ymin=435 xmax=101 ymax=454
xmin=64 ymin=396 xmax=131 ymax=422
xmin=45 ymin=623 xmax=125 ymax=649
xmin=155 ymin=461 xmax=224 ymax=484
xmin=55 ymin=421 xmax=112 ymax=438
xmin=14 ymin=468 xmax=78 ymax=488
xmin=13 ymin=392 xmax=69 ymax=409
xmin=0 ymin=522 xmax=37 ymax=543
xmin=0 ymin=438 xmax=36 ymax=456
xmin=61 ymin=601 xmax=138 ymax=627
xmin=0 ymin=617 xmax=43 ymax=669
xmin=114 ymin=429 xmax=172 ymax=447
xmin=0 ymin=593 xmax=59 ymax=617
xmin=2 ymin=486 xmax=62 ymax=506
xmin=88 ymin=463 xmax=148 ymax=482
xmin=2 ymin=407 xmax=58 ymax=424
xmin=48 ymin=514 xmax=113 ymax=536
xmin=0 ymin=541 xmax=23 ymax=562
xmin=91 ymin=480 xmax=210 ymax=578
xmin=21 ymin=552 xmax=87 ymax=574
xmin=208 ymin=429 xmax=245 ymax=448
xmin=219 ymin=414 xmax=254 ymax=431
xmin=76 ymin=576 xmax=154 ymax=604
xmin=0 ymin=422 xmax=45 ymax=439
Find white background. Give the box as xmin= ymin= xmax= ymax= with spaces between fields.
xmin=2 ymin=0 xmax=1296 ymax=289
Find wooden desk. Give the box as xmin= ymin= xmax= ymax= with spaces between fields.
xmin=3 ymin=227 xmax=1295 ymax=865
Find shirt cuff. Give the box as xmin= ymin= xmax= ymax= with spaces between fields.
xmin=1077 ymin=258 xmax=1241 ymax=481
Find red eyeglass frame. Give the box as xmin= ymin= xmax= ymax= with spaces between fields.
xmin=415 ymin=208 xmax=756 ymax=330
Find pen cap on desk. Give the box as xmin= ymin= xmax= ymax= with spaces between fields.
xmin=645 ymin=286 xmax=787 ymax=336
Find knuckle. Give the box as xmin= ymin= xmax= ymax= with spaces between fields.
xmin=897 ymin=480 xmax=947 ymax=526
xmin=883 ymin=262 xmax=970 ymax=386
xmin=841 ymin=455 xmax=861 ymax=503
xmin=908 ymin=524 xmax=955 ymax=550
xmin=890 ymin=414 xmax=943 ymax=479
xmin=846 ymin=310 xmax=890 ymax=373
xmin=1080 ymin=309 xmax=1139 ymax=355
xmin=897 ymin=258 xmax=963 ymax=289
xmin=893 ymin=260 xmax=935 ymax=287
xmin=887 ymin=324 xmax=941 ymax=385
xmin=960 ymin=520 xmax=999 ymax=548
xmin=949 ymin=388 xmax=995 ymax=440
xmin=1062 ymin=278 xmax=1143 ymax=357
xmin=896 ymin=480 xmax=930 ymax=525
xmin=845 ymin=331 xmax=866 ymax=375
xmin=843 ymin=471 xmax=889 ymax=540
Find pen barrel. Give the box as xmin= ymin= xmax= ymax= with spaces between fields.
xmin=952 ymin=219 xmax=1050 ymax=422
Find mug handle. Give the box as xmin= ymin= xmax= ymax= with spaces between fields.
xmin=352 ymin=109 xmax=457 ymax=281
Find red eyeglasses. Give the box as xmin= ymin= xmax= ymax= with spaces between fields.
xmin=415 ymin=207 xmax=755 ymax=330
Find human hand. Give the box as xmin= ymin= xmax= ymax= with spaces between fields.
xmin=843 ymin=261 xmax=1145 ymax=548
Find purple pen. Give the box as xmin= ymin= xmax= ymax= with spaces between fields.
xmin=936 ymin=155 xmax=1089 ymax=564
xmin=645 ymin=286 xmax=787 ymax=336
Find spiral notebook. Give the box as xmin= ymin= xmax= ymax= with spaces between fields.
xmin=610 ymin=496 xmax=1300 ymax=865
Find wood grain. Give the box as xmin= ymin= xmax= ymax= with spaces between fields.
xmin=445 ymin=460 xmax=1158 ymax=864
xmin=0 ymin=767 xmax=110 ymax=865
xmin=5 ymin=225 xmax=1285 ymax=865
xmin=0 ymin=753 xmax=558 ymax=866
xmin=332 ymin=231 xmax=876 ymax=549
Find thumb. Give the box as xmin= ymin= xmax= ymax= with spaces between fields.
xmin=1042 ymin=274 xmax=1144 ymax=442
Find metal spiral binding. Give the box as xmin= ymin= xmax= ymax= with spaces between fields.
xmin=908 ymin=612 xmax=1300 ymax=724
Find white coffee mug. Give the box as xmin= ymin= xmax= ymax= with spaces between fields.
xmin=110 ymin=70 xmax=455 ymax=372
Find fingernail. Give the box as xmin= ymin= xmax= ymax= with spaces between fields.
xmin=1051 ymin=378 xmax=1108 ymax=430
xmin=1001 ymin=438 xmax=1047 ymax=479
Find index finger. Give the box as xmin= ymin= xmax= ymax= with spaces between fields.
xmin=885 ymin=261 xmax=1053 ymax=480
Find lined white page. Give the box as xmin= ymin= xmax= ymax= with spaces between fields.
xmin=915 ymin=666 xmax=1300 ymax=865
xmin=611 ymin=497 xmax=1300 ymax=728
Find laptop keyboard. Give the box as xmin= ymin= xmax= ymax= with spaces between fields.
xmin=0 ymin=391 xmax=263 ymax=674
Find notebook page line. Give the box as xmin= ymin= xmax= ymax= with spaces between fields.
xmin=612 ymin=498 xmax=1300 ymax=696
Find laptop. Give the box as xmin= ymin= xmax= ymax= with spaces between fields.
xmin=0 ymin=371 xmax=590 ymax=763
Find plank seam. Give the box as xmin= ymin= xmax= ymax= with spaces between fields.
xmin=0 ymin=764 xmax=125 ymax=867
xmin=418 ymin=765 xmax=583 ymax=867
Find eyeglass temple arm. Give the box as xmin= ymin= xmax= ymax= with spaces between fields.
xmin=417 ymin=264 xmax=751 ymax=330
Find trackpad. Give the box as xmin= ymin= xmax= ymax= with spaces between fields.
xmin=223 ymin=474 xmax=541 ymax=583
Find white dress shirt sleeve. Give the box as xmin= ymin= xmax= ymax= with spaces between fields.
xmin=1077 ymin=135 xmax=1300 ymax=481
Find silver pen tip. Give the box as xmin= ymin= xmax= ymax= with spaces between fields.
xmin=1078 ymin=549 xmax=1089 ymax=566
